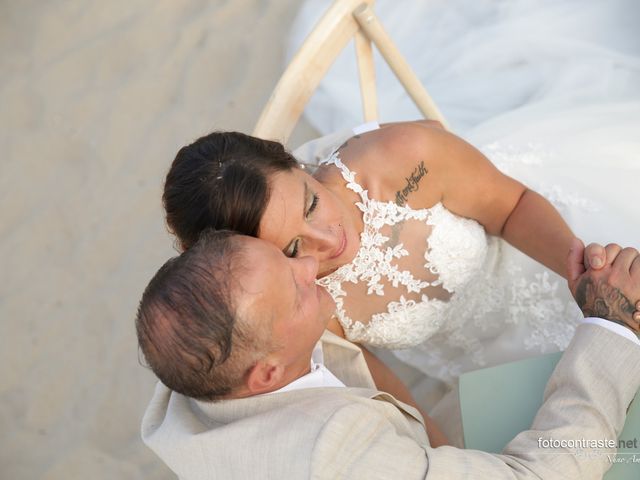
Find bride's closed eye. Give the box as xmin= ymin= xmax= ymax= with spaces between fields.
xmin=285 ymin=192 xmax=319 ymax=258
xmin=307 ymin=193 xmax=319 ymax=218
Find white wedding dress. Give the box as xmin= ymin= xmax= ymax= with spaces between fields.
xmin=290 ymin=0 xmax=640 ymax=384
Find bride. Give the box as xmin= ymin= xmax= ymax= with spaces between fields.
xmin=281 ymin=0 xmax=640 ymax=381
xmin=162 ymin=0 xmax=639 ymax=386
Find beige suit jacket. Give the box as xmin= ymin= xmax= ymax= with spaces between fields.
xmin=142 ymin=324 xmax=640 ymax=479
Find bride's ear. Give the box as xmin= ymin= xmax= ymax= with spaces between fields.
xmin=245 ymin=359 xmax=285 ymax=395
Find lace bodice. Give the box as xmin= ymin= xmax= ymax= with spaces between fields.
xmin=317 ymin=153 xmax=488 ymax=349
xmin=314 ymin=143 xmax=591 ymax=383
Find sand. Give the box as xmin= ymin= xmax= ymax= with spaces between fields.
xmin=0 ymin=1 xmax=319 ymax=478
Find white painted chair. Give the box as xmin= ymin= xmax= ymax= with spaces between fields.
xmin=253 ymin=0 xmax=448 ymax=145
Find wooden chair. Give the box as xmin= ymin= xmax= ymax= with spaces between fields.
xmin=252 ymin=0 xmax=449 ymax=145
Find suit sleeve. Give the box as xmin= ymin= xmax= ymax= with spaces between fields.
xmin=312 ymin=324 xmax=640 ymax=479
xmin=310 ymin=400 xmax=430 ymax=479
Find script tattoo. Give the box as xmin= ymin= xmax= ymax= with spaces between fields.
xmin=574 ymin=277 xmax=637 ymax=330
xmin=395 ymin=161 xmax=428 ymax=206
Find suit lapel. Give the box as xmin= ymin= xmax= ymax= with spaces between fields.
xmin=320 ymin=331 xmax=377 ymax=389
xmin=319 ymin=331 xmax=425 ymax=426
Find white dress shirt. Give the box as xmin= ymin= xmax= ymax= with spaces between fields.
xmin=269 ymin=342 xmax=346 ymax=395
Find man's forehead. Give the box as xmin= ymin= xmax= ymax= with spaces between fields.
xmin=232 ymin=237 xmax=289 ymax=294
xmin=232 ymin=237 xmax=295 ymax=326
xmin=237 ymin=235 xmax=281 ymax=257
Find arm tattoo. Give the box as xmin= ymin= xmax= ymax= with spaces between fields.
xmin=574 ymin=277 xmax=637 ymax=331
xmin=395 ymin=161 xmax=428 ymax=206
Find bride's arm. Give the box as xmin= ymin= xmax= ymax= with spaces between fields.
xmin=499 ymin=189 xmax=575 ymax=277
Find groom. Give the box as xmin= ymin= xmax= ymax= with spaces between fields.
xmin=137 ymin=230 xmax=640 ymax=479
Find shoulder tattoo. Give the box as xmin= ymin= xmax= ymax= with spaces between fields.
xmin=395 ymin=161 xmax=428 ymax=206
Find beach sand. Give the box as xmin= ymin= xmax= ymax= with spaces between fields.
xmin=0 ymin=1 xmax=320 ymax=478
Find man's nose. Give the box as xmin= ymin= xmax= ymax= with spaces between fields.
xmin=294 ymin=255 xmax=320 ymax=285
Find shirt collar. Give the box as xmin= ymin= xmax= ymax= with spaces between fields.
xmin=268 ymin=341 xmax=345 ymax=394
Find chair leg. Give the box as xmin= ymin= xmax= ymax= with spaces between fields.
xmin=353 ymin=4 xmax=450 ymax=130
xmin=253 ymin=0 xmax=373 ymax=142
xmin=354 ymin=29 xmax=378 ymax=122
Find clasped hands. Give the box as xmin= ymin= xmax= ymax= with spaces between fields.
xmin=568 ymin=239 xmax=640 ymax=333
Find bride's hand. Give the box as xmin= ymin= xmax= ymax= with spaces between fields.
xmin=584 ymin=242 xmax=611 ymax=270
xmin=568 ymin=239 xmax=610 ymax=278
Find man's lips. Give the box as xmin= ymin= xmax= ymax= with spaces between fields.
xmin=329 ymin=227 xmax=346 ymax=260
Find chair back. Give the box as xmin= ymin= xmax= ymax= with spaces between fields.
xmin=253 ymin=0 xmax=448 ymax=144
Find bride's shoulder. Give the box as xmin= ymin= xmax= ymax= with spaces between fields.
xmin=325 ymin=122 xmax=450 ymax=202
xmin=347 ymin=121 xmax=451 ymax=166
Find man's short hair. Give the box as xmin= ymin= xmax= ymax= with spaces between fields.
xmin=136 ymin=230 xmax=271 ymax=401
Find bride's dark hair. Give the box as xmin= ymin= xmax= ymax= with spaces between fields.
xmin=163 ymin=131 xmax=299 ymax=250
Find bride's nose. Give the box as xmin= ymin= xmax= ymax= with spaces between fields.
xmin=306 ymin=224 xmax=339 ymax=254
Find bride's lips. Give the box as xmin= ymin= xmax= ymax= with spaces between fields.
xmin=329 ymin=227 xmax=347 ymax=260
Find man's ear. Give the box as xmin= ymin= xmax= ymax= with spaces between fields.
xmin=245 ymin=358 xmax=285 ymax=395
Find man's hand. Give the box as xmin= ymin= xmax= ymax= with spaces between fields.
xmin=584 ymin=242 xmax=608 ymax=270
xmin=567 ymin=238 xmax=640 ymax=332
